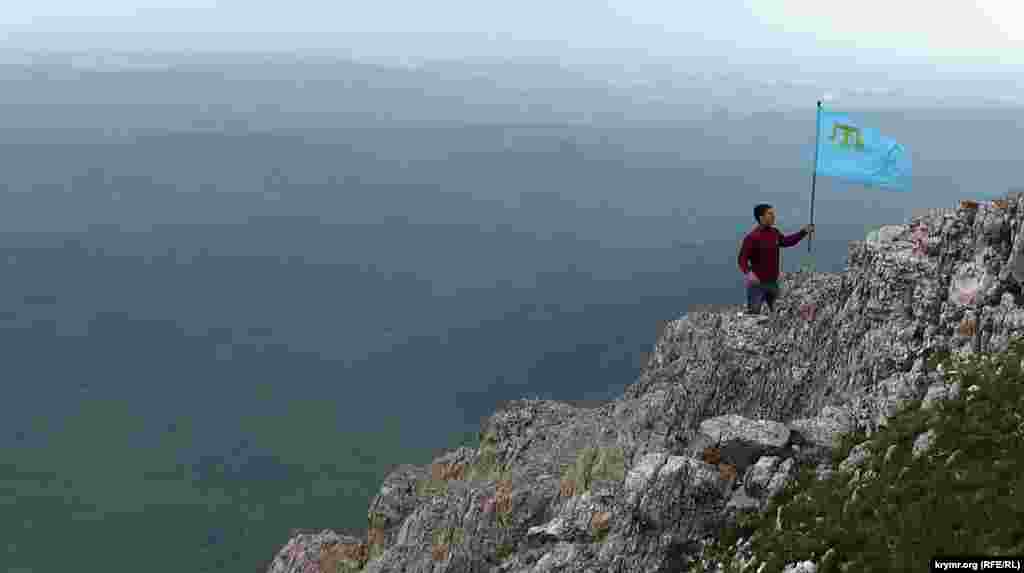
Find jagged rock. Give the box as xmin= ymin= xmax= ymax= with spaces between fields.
xmin=526 ymin=490 xmax=614 ymax=543
xmin=744 ymin=456 xmax=781 ymax=498
xmin=765 ymin=458 xmax=796 ymax=499
xmin=725 ymin=486 xmax=760 ymax=512
xmin=532 ymin=542 xmax=578 ymax=573
xmin=430 ymin=447 xmax=476 ymax=481
xmin=624 ymin=453 xmax=667 ymax=506
xmin=724 ymin=454 xmax=798 ymax=517
xmin=526 ymin=517 xmax=568 ymax=541
xmin=913 ymin=429 xmax=938 ymax=459
xmin=921 ymin=382 xmax=955 ymax=410
xmin=783 ymin=560 xmax=818 ymax=573
xmin=632 ymin=454 xmax=731 ymax=531
xmin=695 ymin=415 xmax=792 ymax=474
xmin=265 ymin=193 xmax=1024 ymax=573
xmin=264 ymin=530 xmax=364 ymax=573
xmin=787 ymin=406 xmax=854 ymax=449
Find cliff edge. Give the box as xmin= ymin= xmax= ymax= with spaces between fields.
xmin=264 ymin=191 xmax=1024 ymax=572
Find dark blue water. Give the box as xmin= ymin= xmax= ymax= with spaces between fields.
xmin=0 ymin=115 xmax=1012 ymax=572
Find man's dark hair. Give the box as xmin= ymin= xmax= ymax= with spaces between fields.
xmin=754 ymin=204 xmax=773 ymax=223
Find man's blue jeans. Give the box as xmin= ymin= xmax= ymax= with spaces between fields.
xmin=747 ymin=281 xmax=780 ymax=314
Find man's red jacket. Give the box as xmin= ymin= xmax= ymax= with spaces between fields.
xmin=737 ymin=226 xmax=808 ymax=284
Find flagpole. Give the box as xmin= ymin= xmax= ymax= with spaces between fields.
xmin=808 ymin=100 xmax=821 ymax=254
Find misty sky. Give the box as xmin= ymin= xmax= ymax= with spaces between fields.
xmin=3 ymin=1 xmax=1022 ymax=76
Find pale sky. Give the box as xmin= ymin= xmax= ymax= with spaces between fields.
xmin=2 ymin=1 xmax=1022 ymax=75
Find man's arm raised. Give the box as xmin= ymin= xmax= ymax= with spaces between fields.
xmin=780 ymin=225 xmax=814 ymax=248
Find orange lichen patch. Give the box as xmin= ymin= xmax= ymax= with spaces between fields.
xmin=317 ymin=542 xmax=341 ymax=572
xmin=590 ymin=511 xmax=611 ymax=535
xmin=960 ymin=200 xmax=979 ymax=210
xmin=431 ymin=542 xmax=450 ymax=562
xmin=319 ymin=539 xmax=368 ymax=572
xmin=431 ymin=462 xmax=468 ymax=482
xmin=495 ymin=479 xmax=514 ymax=516
xmin=718 ymin=463 xmax=738 ymax=482
xmin=367 ymin=526 xmax=385 ymax=550
xmin=702 ymin=446 xmax=721 ymax=466
xmin=444 ymin=463 xmax=467 ymax=481
xmin=560 ymin=476 xmax=576 ymax=498
xmin=959 ymin=317 xmax=977 ymax=337
xmin=343 ymin=541 xmax=369 ymax=564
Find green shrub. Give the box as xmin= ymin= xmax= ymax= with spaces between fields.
xmin=415 ymin=477 xmax=449 ymax=497
xmin=468 ymin=431 xmax=504 ymax=481
xmin=368 ymin=513 xmax=387 ymax=530
xmin=469 ymin=445 xmax=502 ymax=481
xmin=592 ymin=446 xmax=627 ymax=483
xmin=494 ymin=541 xmax=516 ymax=561
xmin=561 ymin=445 xmax=626 ymax=495
xmin=367 ymin=541 xmax=384 ymax=561
xmin=691 ymin=335 xmax=1024 ymax=572
xmin=432 ymin=526 xmax=465 ymax=547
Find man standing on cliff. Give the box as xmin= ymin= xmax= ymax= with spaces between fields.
xmin=738 ymin=204 xmax=814 ymax=317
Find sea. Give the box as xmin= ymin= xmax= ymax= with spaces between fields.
xmin=0 ymin=106 xmax=1019 ymax=572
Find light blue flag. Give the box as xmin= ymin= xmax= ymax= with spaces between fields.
xmin=815 ymin=108 xmax=912 ymax=191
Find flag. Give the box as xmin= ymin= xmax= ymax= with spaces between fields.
xmin=815 ymin=108 xmax=911 ymax=191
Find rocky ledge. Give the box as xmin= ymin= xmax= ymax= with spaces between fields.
xmin=264 ymin=192 xmax=1024 ymax=573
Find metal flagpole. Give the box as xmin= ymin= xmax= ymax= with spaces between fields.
xmin=808 ymin=101 xmax=821 ymax=254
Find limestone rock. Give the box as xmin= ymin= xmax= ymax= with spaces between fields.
xmin=744 ymin=456 xmax=781 ymax=498
xmin=783 ymin=560 xmax=818 ymax=573
xmin=265 ymin=192 xmax=1024 ymax=573
xmin=788 ymin=405 xmax=854 ymax=449
xmin=913 ymin=429 xmax=938 ymax=460
xmin=264 ymin=530 xmax=364 ymax=573
xmin=696 ymin=415 xmax=792 ymax=475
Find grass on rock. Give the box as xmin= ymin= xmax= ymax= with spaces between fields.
xmin=693 ymin=335 xmax=1024 ymax=573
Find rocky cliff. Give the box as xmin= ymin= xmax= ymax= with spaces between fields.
xmin=263 ymin=191 xmax=1024 ymax=573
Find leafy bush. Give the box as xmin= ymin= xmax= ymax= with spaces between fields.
xmin=415 ymin=477 xmax=449 ymax=497
xmin=692 ymin=335 xmax=1024 ymax=572
xmin=592 ymin=446 xmax=627 ymax=483
xmin=494 ymin=541 xmax=516 ymax=561
xmin=468 ymin=432 xmax=504 ymax=481
xmin=561 ymin=445 xmax=627 ymax=496
xmin=432 ymin=526 xmax=464 ymax=548
xmin=368 ymin=513 xmax=387 ymax=530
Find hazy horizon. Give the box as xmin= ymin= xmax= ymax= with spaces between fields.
xmin=2 ymin=1 xmax=1022 ymax=106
